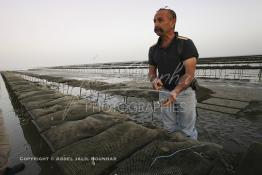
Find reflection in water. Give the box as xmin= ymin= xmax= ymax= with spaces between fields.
xmin=0 ymin=75 xmax=62 ymax=175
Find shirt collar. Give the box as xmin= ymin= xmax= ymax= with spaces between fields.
xmin=156 ymin=31 xmax=179 ymax=47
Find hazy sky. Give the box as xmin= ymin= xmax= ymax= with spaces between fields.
xmin=0 ymin=0 xmax=262 ymax=70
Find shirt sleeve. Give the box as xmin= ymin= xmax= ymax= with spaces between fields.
xmin=181 ymin=39 xmax=199 ymax=61
xmin=148 ymin=46 xmax=157 ymax=66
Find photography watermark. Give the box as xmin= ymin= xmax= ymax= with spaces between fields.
xmin=20 ymin=156 xmax=117 ymax=166
xmin=91 ymin=101 xmax=185 ymax=113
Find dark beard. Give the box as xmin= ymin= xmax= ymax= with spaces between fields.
xmin=154 ymin=27 xmax=163 ymax=34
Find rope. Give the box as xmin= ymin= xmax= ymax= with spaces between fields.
xmin=150 ymin=144 xmax=207 ymax=167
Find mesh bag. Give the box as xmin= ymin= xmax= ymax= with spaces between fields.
xmin=42 ymin=113 xmax=126 ymax=151
xmin=52 ymin=121 xmax=161 ymax=175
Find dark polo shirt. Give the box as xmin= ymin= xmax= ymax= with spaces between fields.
xmin=148 ymin=32 xmax=199 ymax=91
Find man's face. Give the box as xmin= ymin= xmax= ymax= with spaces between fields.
xmin=154 ymin=10 xmax=175 ymax=37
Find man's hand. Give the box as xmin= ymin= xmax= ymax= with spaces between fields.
xmin=152 ymin=78 xmax=163 ymax=91
xmin=161 ymin=90 xmax=178 ymax=107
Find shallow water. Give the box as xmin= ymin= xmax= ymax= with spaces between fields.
xmin=22 ymin=66 xmax=262 ymax=83
xmin=0 ymin=76 xmax=62 ymax=175
xmin=21 ymin=69 xmax=134 ymax=83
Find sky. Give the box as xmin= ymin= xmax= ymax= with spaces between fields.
xmin=0 ymin=0 xmax=262 ymax=70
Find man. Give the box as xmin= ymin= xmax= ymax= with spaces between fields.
xmin=148 ymin=8 xmax=198 ymax=140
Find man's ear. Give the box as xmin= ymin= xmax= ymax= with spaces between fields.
xmin=172 ymin=19 xmax=176 ymax=28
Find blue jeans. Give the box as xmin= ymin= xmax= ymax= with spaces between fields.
xmin=159 ymin=87 xmax=198 ymax=140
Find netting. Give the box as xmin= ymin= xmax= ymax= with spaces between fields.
xmin=52 ymin=121 xmax=161 ymax=175
xmin=34 ymin=102 xmax=101 ymax=132
xmin=42 ymin=113 xmax=127 ymax=151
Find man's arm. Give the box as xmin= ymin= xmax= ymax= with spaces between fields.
xmin=162 ymin=57 xmax=197 ymax=106
xmin=148 ymin=65 xmax=157 ymax=82
xmin=173 ymin=57 xmax=197 ymax=94
xmin=148 ymin=65 xmax=163 ymax=90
